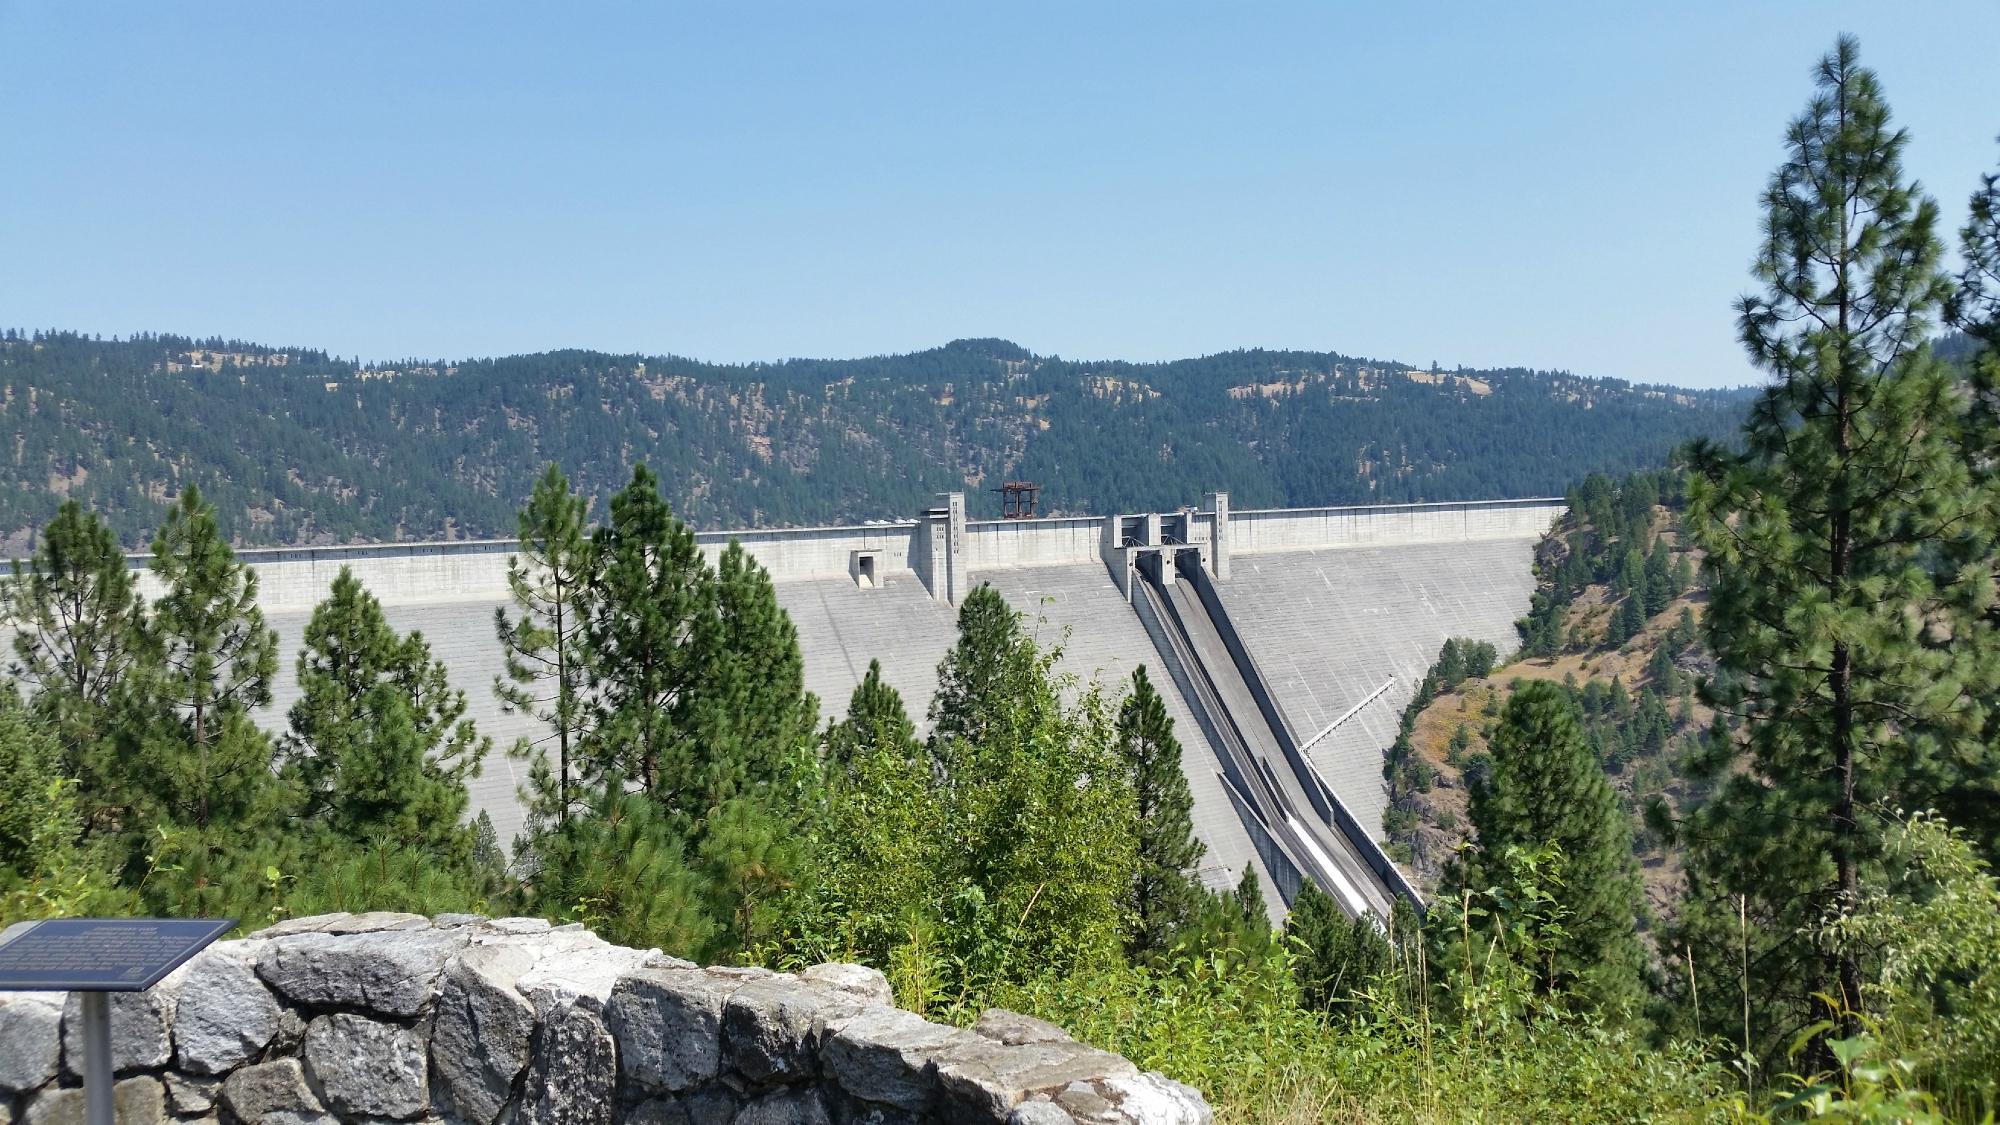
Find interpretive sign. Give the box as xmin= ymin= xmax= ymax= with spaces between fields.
xmin=0 ymin=918 xmax=235 ymax=992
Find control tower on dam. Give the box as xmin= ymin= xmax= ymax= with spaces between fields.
xmin=134 ymin=492 xmax=1560 ymax=921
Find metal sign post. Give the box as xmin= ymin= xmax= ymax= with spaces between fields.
xmin=0 ymin=918 xmax=234 ymax=1125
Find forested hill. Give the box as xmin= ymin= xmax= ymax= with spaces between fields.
xmin=0 ymin=329 xmax=1752 ymax=549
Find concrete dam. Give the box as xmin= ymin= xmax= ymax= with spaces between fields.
xmin=169 ymin=494 xmax=1561 ymax=920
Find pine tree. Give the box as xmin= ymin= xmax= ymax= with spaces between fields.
xmin=808 ymin=662 xmax=937 ymax=965
xmin=1461 ymin=681 xmax=1645 ymax=1014
xmin=0 ymin=692 xmax=63 ymax=878
xmin=584 ymin=465 xmax=714 ymax=814
xmin=1643 ymin=539 xmax=1673 ymax=616
xmin=687 ymin=541 xmax=818 ymax=808
xmin=1681 ymin=38 xmax=1999 ymax=1051
xmin=1947 ymin=145 xmax=2000 ymax=860
xmin=123 ymin=485 xmax=292 ymax=914
xmin=5 ymin=502 xmax=151 ymax=838
xmin=1951 ymin=140 xmax=2000 ymax=352
xmin=526 ymin=778 xmax=717 ymax=956
xmin=1646 ymin=642 xmax=1679 ymax=693
xmin=1116 ymin=665 xmax=1207 ymax=959
xmin=1287 ymin=877 xmax=1392 ymax=1018
xmin=695 ymin=793 xmax=806 ymax=958
xmin=928 ymin=583 xmax=1020 ymax=756
xmin=495 ymin=463 xmax=595 ymax=829
xmin=470 ymin=810 xmax=504 ymax=877
xmin=825 ymin=659 xmax=919 ymax=770
xmin=1234 ymin=866 xmax=1268 ymax=930
xmin=284 ymin=567 xmax=486 ymax=859
xmin=0 ymin=697 xmax=117 ymax=918
xmin=1433 ymin=638 xmax=1466 ymax=687
xmin=1615 ymin=596 xmax=1645 ymax=645
xmin=1669 ymin=553 xmax=1695 ymax=600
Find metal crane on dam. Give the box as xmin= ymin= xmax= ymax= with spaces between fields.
xmin=1124 ymin=535 xmax=1422 ymax=922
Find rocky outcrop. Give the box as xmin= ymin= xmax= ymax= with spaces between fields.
xmin=0 ymin=914 xmax=1209 ymax=1124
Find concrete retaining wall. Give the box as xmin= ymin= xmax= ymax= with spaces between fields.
xmin=122 ymin=526 xmax=926 ymax=614
xmin=964 ymin=517 xmax=1105 ymax=571
xmin=697 ymin=522 xmax=920 ymax=584
xmin=129 ymin=541 xmax=520 ymax=613
xmin=107 ymin=497 xmax=1566 ymax=614
xmin=1228 ymin=499 xmax=1563 ymax=556
xmin=0 ymin=913 xmax=1209 ymax=1125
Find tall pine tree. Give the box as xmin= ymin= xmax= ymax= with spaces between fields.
xmin=584 ymin=464 xmax=714 ymax=815
xmin=1946 ymin=144 xmax=2000 ymax=861
xmin=495 ymin=463 xmax=595 ymax=829
xmin=687 ymin=541 xmax=818 ymax=808
xmin=1458 ymin=681 xmax=1645 ymax=1015
xmin=928 ymin=583 xmax=1019 ymax=756
xmin=1116 ymin=664 xmax=1206 ymax=959
xmin=4 ymin=501 xmax=147 ymax=813
xmin=1681 ymin=37 xmax=1999 ymax=1051
xmin=284 ymin=567 xmax=486 ymax=859
xmin=123 ymin=485 xmax=292 ymax=914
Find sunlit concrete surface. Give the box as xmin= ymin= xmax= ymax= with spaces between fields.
xmin=1215 ymin=539 xmax=1544 ymax=840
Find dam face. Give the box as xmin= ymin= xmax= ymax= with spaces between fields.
xmin=130 ymin=493 xmax=1559 ymax=917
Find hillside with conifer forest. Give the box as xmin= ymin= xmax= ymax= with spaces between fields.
xmin=0 ymin=330 xmax=1751 ymax=549
xmin=1386 ymin=469 xmax=1714 ymax=921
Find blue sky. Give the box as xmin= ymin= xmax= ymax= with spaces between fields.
xmin=2 ymin=2 xmax=1995 ymax=388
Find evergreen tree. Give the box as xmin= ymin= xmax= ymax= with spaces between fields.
xmin=1460 ymin=681 xmax=1645 ymax=1015
xmin=1646 ymin=642 xmax=1679 ymax=693
xmin=1287 ymin=877 xmax=1392 ymax=1018
xmin=526 ymin=777 xmax=717 ymax=956
xmin=283 ymin=568 xmax=486 ymax=859
xmin=0 ymin=696 xmax=117 ymax=918
xmin=495 ymin=463 xmax=595 ymax=829
xmin=1681 ymin=38 xmax=1999 ymax=1051
xmin=123 ymin=485 xmax=292 ymax=914
xmin=687 ymin=541 xmax=818 ymax=808
xmin=4 ymin=501 xmax=147 ymax=783
xmin=1669 ymin=553 xmax=1695 ymax=599
xmin=1948 ymin=146 xmax=2000 ymax=859
xmin=583 ymin=465 xmax=714 ymax=814
xmin=825 ymin=659 xmax=919 ymax=770
xmin=1433 ymin=638 xmax=1466 ymax=687
xmin=1643 ymin=539 xmax=1673 ymax=616
xmin=470 ymin=810 xmax=504 ymax=877
xmin=1116 ymin=664 xmax=1207 ymax=959
xmin=0 ymin=691 xmax=63 ymax=879
xmin=1615 ymin=596 xmax=1645 ymax=645
xmin=1951 ymin=140 xmax=2000 ymax=352
xmin=924 ymin=593 xmax=1135 ymax=990
xmin=928 ymin=583 xmax=1020 ymax=756
xmin=1234 ymin=866 xmax=1269 ymax=932
xmin=804 ymin=662 xmax=937 ymax=966
xmin=695 ymin=792 xmax=807 ymax=957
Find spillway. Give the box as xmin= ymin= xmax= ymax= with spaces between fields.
xmin=1133 ymin=552 xmax=1409 ymax=919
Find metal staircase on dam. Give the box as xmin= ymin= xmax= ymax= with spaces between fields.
xmin=1128 ymin=548 xmax=1421 ymax=922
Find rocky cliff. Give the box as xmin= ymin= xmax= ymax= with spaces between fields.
xmin=0 ymin=912 xmax=1209 ymax=1125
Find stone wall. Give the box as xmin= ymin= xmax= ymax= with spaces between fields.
xmin=0 ymin=913 xmax=1209 ymax=1125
